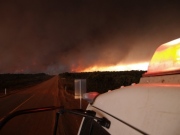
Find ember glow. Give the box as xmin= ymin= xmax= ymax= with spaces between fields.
xmin=82 ymin=62 xmax=149 ymax=72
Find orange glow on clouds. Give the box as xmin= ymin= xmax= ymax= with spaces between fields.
xmin=82 ymin=62 xmax=149 ymax=72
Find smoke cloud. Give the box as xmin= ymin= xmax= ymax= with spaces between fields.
xmin=0 ymin=0 xmax=180 ymax=74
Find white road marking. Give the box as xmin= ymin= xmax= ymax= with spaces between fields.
xmin=0 ymin=94 xmax=35 ymax=121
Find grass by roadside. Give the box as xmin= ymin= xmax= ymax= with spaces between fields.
xmin=0 ymin=73 xmax=53 ymax=97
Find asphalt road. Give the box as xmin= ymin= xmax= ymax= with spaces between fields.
xmin=0 ymin=76 xmax=61 ymax=135
xmin=0 ymin=76 xmax=88 ymax=135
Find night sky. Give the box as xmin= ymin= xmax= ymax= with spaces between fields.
xmin=0 ymin=0 xmax=180 ymax=74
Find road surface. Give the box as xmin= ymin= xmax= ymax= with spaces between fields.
xmin=0 ymin=76 xmax=60 ymax=135
xmin=0 ymin=76 xmax=88 ymax=135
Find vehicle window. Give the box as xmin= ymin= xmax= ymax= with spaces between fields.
xmin=80 ymin=117 xmax=110 ymax=135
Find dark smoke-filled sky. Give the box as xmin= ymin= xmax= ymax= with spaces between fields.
xmin=0 ymin=0 xmax=180 ymax=74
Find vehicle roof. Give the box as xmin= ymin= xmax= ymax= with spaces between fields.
xmin=91 ymin=84 xmax=180 ymax=135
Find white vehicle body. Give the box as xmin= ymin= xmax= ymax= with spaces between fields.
xmin=78 ymin=38 xmax=180 ymax=135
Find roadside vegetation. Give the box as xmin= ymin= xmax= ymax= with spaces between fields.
xmin=59 ymin=71 xmax=146 ymax=94
xmin=0 ymin=73 xmax=53 ymax=94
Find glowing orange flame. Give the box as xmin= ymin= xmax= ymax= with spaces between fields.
xmin=81 ymin=62 xmax=149 ymax=72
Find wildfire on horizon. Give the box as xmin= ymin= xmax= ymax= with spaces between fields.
xmin=0 ymin=1 xmax=179 ymax=74
xmin=72 ymin=62 xmax=149 ymax=72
